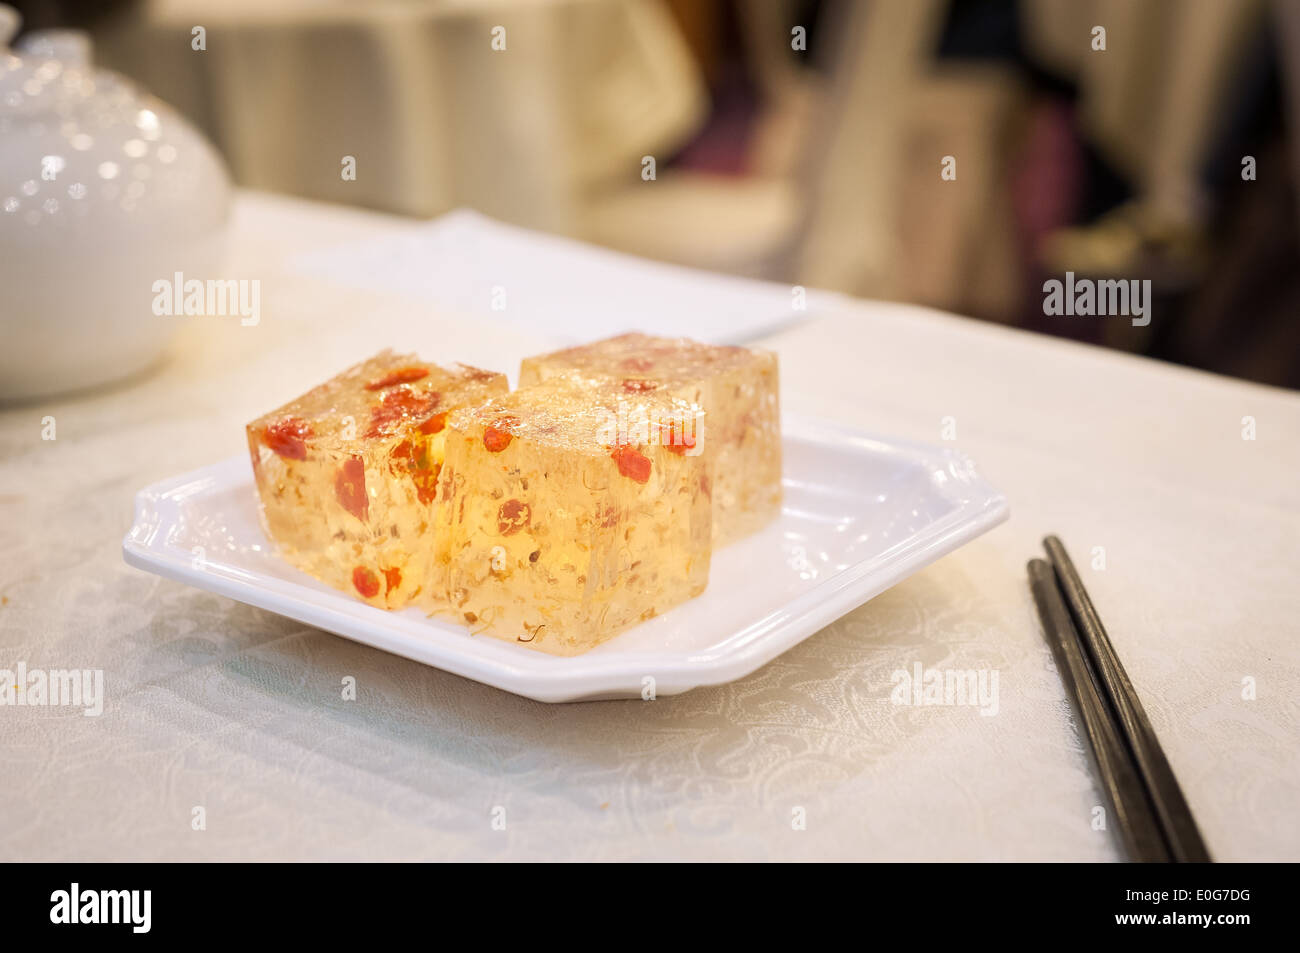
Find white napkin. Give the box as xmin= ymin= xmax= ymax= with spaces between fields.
xmin=288 ymin=209 xmax=837 ymax=346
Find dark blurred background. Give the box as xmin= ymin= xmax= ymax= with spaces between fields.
xmin=11 ymin=0 xmax=1300 ymax=387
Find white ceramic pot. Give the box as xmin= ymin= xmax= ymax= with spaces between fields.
xmin=0 ymin=5 xmax=231 ymax=401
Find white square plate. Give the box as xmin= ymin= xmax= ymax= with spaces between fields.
xmin=122 ymin=416 xmax=1008 ymax=702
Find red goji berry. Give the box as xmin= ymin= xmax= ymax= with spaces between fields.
xmin=352 ymin=566 xmax=380 ymax=598
xmin=483 ymin=417 xmax=518 ymax=453
xmin=660 ymin=421 xmax=697 ymax=456
xmin=335 ymin=456 xmax=368 ymax=522
xmin=366 ymin=389 xmax=440 ymax=437
xmin=418 ymin=411 xmax=447 ymax=435
xmin=611 ymin=446 xmax=651 ymax=484
xmin=262 ymin=416 xmax=313 ymax=460
xmin=365 ymin=366 xmax=430 ymax=390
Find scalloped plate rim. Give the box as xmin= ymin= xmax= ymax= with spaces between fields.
xmin=122 ymin=413 xmax=1009 ymax=702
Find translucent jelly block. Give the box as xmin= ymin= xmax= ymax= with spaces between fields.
xmin=433 ymin=374 xmax=711 ymax=655
xmin=247 ymin=351 xmax=507 ymax=609
xmin=519 ymin=332 xmax=781 ymax=544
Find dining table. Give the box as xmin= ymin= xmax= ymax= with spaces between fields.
xmin=1 ymin=189 xmax=1296 ymax=861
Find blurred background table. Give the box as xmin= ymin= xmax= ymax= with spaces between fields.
xmin=93 ymin=0 xmax=707 ymax=231
xmin=1 ymin=191 xmax=1297 ymax=860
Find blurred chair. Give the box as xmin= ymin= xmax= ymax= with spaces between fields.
xmin=583 ymin=0 xmax=1028 ymax=322
xmin=578 ymin=0 xmax=812 ymax=278
xmin=583 ymin=0 xmax=955 ymax=287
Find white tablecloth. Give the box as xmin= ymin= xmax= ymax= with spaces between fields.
xmin=2 ymin=192 xmax=1297 ymax=861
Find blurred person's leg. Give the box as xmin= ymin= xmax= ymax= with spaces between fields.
xmin=1143 ymin=0 xmax=1267 ymax=230
xmin=793 ymin=0 xmax=949 ymax=295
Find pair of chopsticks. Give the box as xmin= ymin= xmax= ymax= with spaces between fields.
xmin=1029 ymin=536 xmax=1211 ymax=863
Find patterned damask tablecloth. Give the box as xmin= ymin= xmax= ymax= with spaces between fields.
xmin=1 ymin=192 xmax=1297 ymax=861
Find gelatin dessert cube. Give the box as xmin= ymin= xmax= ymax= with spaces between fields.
xmin=519 ymin=332 xmax=781 ymax=543
xmin=433 ymin=373 xmax=711 ymax=655
xmin=247 ymin=350 xmax=507 ymax=609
